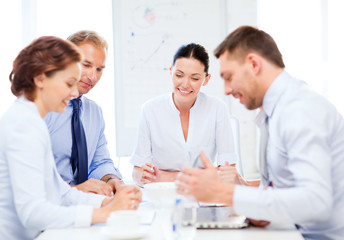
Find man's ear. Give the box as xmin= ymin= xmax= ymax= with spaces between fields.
xmin=202 ymin=73 xmax=211 ymax=86
xmin=246 ymin=53 xmax=262 ymax=75
xmin=33 ymin=73 xmax=45 ymax=89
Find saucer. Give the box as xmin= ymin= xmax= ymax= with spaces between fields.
xmin=101 ymin=227 xmax=147 ymax=239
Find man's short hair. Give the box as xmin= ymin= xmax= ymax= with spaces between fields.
xmin=214 ymin=25 xmax=285 ymax=68
xmin=67 ymin=30 xmax=108 ymax=52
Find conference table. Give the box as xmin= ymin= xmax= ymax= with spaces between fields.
xmin=36 ymin=224 xmax=303 ymax=240
xmin=36 ymin=193 xmax=304 ymax=240
xmin=36 ymin=222 xmax=303 ymax=240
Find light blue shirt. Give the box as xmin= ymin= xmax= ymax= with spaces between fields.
xmin=233 ymin=71 xmax=344 ymax=239
xmin=0 ymin=97 xmax=105 ymax=240
xmin=45 ymin=95 xmax=121 ymax=185
xmin=130 ymin=92 xmax=237 ymax=170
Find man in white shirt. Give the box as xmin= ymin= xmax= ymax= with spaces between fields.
xmin=176 ymin=25 xmax=344 ymax=239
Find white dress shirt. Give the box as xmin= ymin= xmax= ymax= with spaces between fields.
xmin=233 ymin=71 xmax=344 ymax=240
xmin=0 ymin=97 xmax=105 ymax=240
xmin=130 ymin=92 xmax=237 ymax=170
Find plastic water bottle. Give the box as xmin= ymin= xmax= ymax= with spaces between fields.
xmin=171 ymin=198 xmax=197 ymax=240
xmin=172 ymin=198 xmax=182 ymax=239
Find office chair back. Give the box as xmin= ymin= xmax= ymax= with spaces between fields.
xmin=230 ymin=116 xmax=244 ymax=177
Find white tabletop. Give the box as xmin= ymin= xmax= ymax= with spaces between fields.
xmin=36 ymin=223 xmax=303 ymax=240
xmin=36 ymin=200 xmax=304 ymax=240
xmin=35 ymin=186 xmax=304 ymax=240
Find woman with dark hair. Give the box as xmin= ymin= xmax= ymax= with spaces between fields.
xmin=0 ymin=36 xmax=141 ymax=239
xmin=131 ymin=43 xmax=237 ymax=186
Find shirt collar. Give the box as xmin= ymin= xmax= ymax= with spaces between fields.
xmin=262 ymin=70 xmax=291 ymax=118
xmin=18 ymin=95 xmax=40 ymax=115
xmin=169 ymin=92 xmax=202 ymax=113
xmin=70 ymin=95 xmax=84 ymax=109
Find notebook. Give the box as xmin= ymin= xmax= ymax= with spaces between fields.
xmin=185 ymin=206 xmax=249 ymax=229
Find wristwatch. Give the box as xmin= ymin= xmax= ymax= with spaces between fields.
xmin=105 ymin=176 xmax=121 ymax=183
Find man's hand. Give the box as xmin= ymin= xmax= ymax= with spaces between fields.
xmin=102 ymin=175 xmax=125 ymax=194
xmin=72 ymin=178 xmax=113 ymax=197
xmin=248 ymin=218 xmax=271 ymax=227
xmin=176 ymin=151 xmax=235 ymax=205
xmin=218 ymin=162 xmax=261 ymax=187
xmin=218 ymin=162 xmax=244 ymax=185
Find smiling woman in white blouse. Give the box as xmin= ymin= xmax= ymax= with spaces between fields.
xmin=0 ymin=36 xmax=141 ymax=240
xmin=131 ymin=43 xmax=237 ymax=186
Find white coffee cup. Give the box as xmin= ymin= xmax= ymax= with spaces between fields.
xmin=106 ymin=210 xmax=140 ymax=235
xmin=144 ymin=182 xmax=177 ymax=208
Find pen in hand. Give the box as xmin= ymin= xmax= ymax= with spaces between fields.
xmin=145 ymin=163 xmax=158 ymax=180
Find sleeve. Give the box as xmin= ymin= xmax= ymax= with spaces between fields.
xmin=7 ymin=120 xmax=100 ymax=231
xmin=58 ymin=171 xmax=106 ymax=208
xmin=88 ymin=108 xmax=122 ymax=180
xmin=44 ymin=111 xmax=52 ymax=129
xmin=57 ymin=174 xmax=106 ymax=227
xmin=43 ymin=111 xmax=58 ymax=131
xmin=130 ymin=105 xmax=153 ymax=167
xmin=215 ymin=102 xmax=237 ymax=166
xmin=233 ymin=104 xmax=332 ymax=224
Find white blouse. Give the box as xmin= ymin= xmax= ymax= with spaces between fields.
xmin=130 ymin=92 xmax=237 ymax=171
xmin=0 ymin=97 xmax=105 ymax=239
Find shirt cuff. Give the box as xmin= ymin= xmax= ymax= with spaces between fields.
xmin=86 ymin=192 xmax=106 ymax=207
xmin=233 ymin=185 xmax=262 ymax=218
xmin=89 ymin=163 xmax=123 ymax=180
xmin=74 ymin=205 xmax=94 ymax=227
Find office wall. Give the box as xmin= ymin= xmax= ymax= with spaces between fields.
xmin=225 ymin=0 xmax=259 ymax=177
xmin=0 ymin=0 xmax=260 ymax=179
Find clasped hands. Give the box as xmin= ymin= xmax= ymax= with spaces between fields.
xmin=73 ymin=178 xmax=142 ymax=211
xmin=175 ymin=151 xmax=234 ymax=203
xmin=101 ymin=185 xmax=142 ymax=211
xmin=176 ymin=150 xmax=270 ymax=228
xmin=92 ymin=185 xmax=142 ymax=224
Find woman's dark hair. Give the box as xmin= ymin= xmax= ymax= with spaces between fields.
xmin=172 ymin=43 xmax=210 ymax=76
xmin=9 ymin=36 xmax=82 ymax=101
